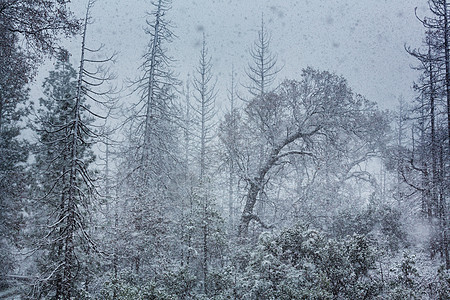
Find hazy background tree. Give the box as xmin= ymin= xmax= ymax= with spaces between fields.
xmin=405 ymin=0 xmax=449 ymax=269
xmin=245 ymin=15 xmax=281 ymax=99
xmin=190 ymin=34 xmax=225 ymax=295
xmin=117 ymin=0 xmax=181 ymax=283
xmin=219 ymin=65 xmax=242 ymax=235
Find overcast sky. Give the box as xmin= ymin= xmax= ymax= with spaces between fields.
xmin=37 ymin=0 xmax=429 ymax=111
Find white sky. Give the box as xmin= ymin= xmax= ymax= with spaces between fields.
xmin=35 ymin=0 xmax=429 ymax=111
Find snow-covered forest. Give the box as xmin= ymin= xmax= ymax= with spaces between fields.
xmin=0 ymin=0 xmax=449 ymax=299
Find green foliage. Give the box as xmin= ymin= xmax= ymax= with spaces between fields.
xmin=386 ymin=253 xmax=420 ymax=300
xmin=378 ymin=205 xmax=408 ymax=252
xmin=0 ymin=30 xmax=31 ymax=290
xmin=330 ymin=208 xmax=375 ymax=238
xmin=206 ymin=267 xmax=235 ymax=298
xmin=93 ymin=228 xmax=448 ymax=300
xmin=98 ymin=266 xmax=238 ymax=300
xmin=162 ymin=267 xmax=198 ymax=298
xmin=98 ymin=268 xmax=217 ymax=300
xmin=233 ymin=224 xmax=379 ymax=299
xmin=330 ymin=202 xmax=407 ymax=253
xmin=27 ymin=51 xmax=99 ymax=299
xmin=99 ymin=278 xmax=176 ymax=300
xmin=436 ymin=267 xmax=450 ymax=300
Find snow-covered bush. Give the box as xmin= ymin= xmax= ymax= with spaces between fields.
xmin=234 ymin=224 xmax=380 ymax=299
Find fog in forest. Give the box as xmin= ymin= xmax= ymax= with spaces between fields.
xmin=0 ymin=0 xmax=449 ymax=299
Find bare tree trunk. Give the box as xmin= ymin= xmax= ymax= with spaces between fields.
xmin=228 ymin=67 xmax=236 ymax=233
xmin=443 ymin=0 xmax=450 ymax=270
xmin=445 ymin=1 xmax=450 ymax=151
xmin=193 ymin=35 xmax=217 ymax=295
xmin=202 ymin=203 xmax=208 ymax=295
xmin=238 ymin=127 xmax=319 ymax=236
xmin=429 ymin=44 xmax=439 ymax=219
xmin=0 ymin=98 xmax=3 ymax=134
xmin=439 ymin=145 xmax=449 ymax=269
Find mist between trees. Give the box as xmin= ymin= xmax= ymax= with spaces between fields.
xmin=0 ymin=0 xmax=449 ymax=299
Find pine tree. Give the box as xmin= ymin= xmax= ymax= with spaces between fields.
xmin=120 ymin=0 xmax=180 ymax=278
xmin=191 ymin=34 xmax=224 ymax=295
xmin=0 ymin=29 xmax=30 ymax=290
xmin=32 ymin=50 xmax=92 ymax=298
xmin=0 ymin=0 xmax=78 ymax=289
xmin=31 ymin=1 xmax=116 ymax=297
xmin=245 ymin=15 xmax=281 ymax=99
xmin=0 ymin=0 xmax=80 ymax=88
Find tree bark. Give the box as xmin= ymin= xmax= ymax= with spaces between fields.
xmin=62 ymin=3 xmax=90 ymax=297
xmin=238 ymin=126 xmax=319 ymax=236
xmin=442 ymin=0 xmax=449 ymax=270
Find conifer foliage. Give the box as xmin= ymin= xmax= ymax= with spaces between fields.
xmin=31 ymin=1 xmax=115 ymax=297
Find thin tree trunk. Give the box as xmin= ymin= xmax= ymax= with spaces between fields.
xmin=443 ymin=0 xmax=450 ymax=270
xmin=430 ymin=45 xmax=438 ymax=218
xmin=228 ymin=67 xmax=236 ymax=233
xmin=143 ymin=0 xmax=162 ymax=161
xmin=202 ymin=203 xmax=208 ymax=295
xmin=0 ymin=97 xmax=3 ymax=134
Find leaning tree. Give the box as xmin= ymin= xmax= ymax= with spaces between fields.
xmin=230 ymin=68 xmax=390 ymax=237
